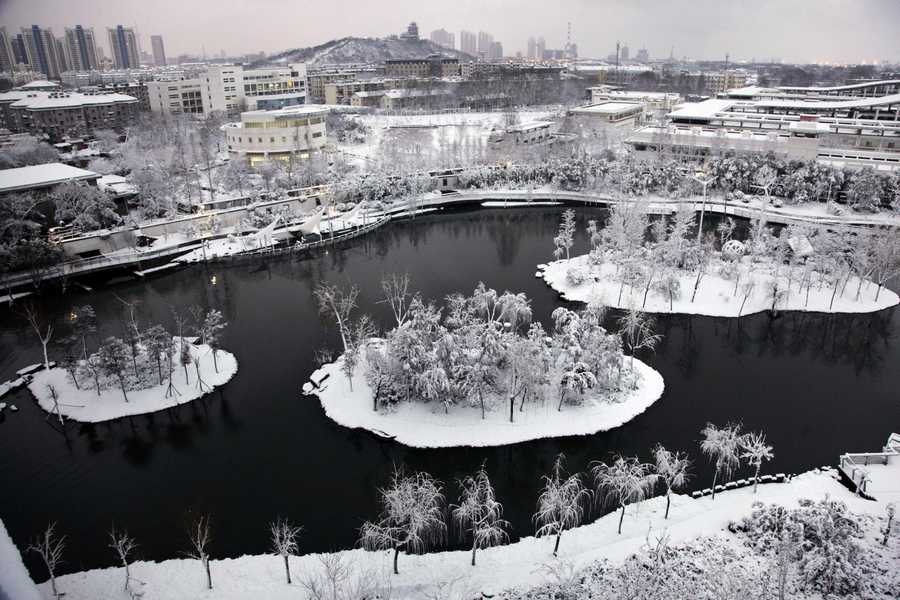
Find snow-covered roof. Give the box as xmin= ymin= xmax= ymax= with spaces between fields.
xmin=9 ymin=92 xmax=138 ymax=110
xmin=669 ymin=99 xmax=736 ymax=121
xmin=778 ymin=79 xmax=900 ymax=93
xmin=754 ymin=93 xmax=900 ymax=111
xmin=570 ymin=102 xmax=643 ymax=115
xmin=18 ymin=80 xmax=60 ymax=90
xmin=240 ymin=104 xmax=330 ymax=118
xmin=507 ymin=121 xmax=553 ymax=132
xmin=0 ymin=163 xmax=100 ymax=194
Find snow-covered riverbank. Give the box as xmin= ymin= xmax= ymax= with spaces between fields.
xmin=19 ymin=467 xmax=894 ymax=600
xmin=540 ymin=254 xmax=900 ymax=317
xmin=26 ymin=342 xmax=237 ymax=423
xmin=303 ymin=353 xmax=664 ymax=448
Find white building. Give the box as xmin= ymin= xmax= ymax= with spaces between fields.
xmin=201 ymin=63 xmax=308 ymax=114
xmin=146 ymin=79 xmax=204 ymax=115
xmin=568 ymin=102 xmax=646 ymax=128
xmin=222 ymin=104 xmax=328 ymax=164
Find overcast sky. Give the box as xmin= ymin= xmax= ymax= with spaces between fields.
xmin=2 ymin=0 xmax=899 ymax=64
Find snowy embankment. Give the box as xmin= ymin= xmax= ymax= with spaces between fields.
xmin=26 ymin=343 xmax=237 ymax=423
xmin=540 ymin=254 xmax=900 ymax=317
xmin=302 ymin=353 xmax=664 ymax=448
xmin=31 ymin=468 xmax=895 ymax=600
xmin=0 ymin=519 xmax=42 ymax=600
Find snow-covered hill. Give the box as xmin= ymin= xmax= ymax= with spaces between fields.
xmin=268 ymin=36 xmax=474 ymax=66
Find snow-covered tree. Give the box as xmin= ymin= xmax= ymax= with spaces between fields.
xmin=144 ymin=324 xmax=172 ymax=385
xmin=270 ymin=517 xmax=303 ymax=584
xmin=741 ymin=431 xmax=775 ymax=493
xmin=534 ymin=454 xmax=590 ymax=556
xmin=29 ymin=522 xmax=65 ymax=599
xmin=109 ymin=526 xmax=138 ymax=593
xmin=21 ymin=302 xmax=53 ymax=370
xmin=186 ymin=514 xmax=213 ymax=590
xmin=380 ymin=272 xmax=413 ymax=326
xmin=653 ymin=445 xmax=692 ymax=519
xmin=553 ymin=209 xmax=577 ymax=260
xmin=314 ymin=282 xmax=359 ymax=352
xmin=200 ymin=309 xmax=227 ymax=372
xmin=593 ymin=455 xmax=655 ymax=534
xmin=617 ymin=308 xmax=661 ymax=371
xmin=452 ymin=464 xmax=509 ymax=566
xmin=98 ymin=336 xmax=131 ymax=402
xmin=700 ymin=422 xmax=743 ymax=499
xmin=341 ymin=314 xmax=377 ymax=390
xmin=359 ymin=468 xmax=445 ymax=575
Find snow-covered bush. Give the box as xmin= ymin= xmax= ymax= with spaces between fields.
xmin=734 ymin=498 xmax=878 ymax=597
xmin=565 ymin=265 xmax=588 ymax=286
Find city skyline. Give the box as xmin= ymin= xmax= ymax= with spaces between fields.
xmin=1 ymin=0 xmax=899 ymax=64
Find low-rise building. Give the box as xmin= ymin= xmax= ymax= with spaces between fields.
xmin=380 ymin=88 xmax=452 ymax=111
xmin=0 ymin=162 xmax=100 ymax=196
xmin=325 ymin=79 xmax=400 ymax=105
xmin=147 ymin=78 xmax=205 ymax=115
xmin=384 ymin=55 xmax=459 ymax=78
xmin=0 ymin=90 xmax=139 ymax=139
xmin=494 ymin=121 xmax=554 ymax=145
xmin=568 ymin=102 xmax=646 ymax=128
xmin=222 ymin=104 xmax=328 ymax=164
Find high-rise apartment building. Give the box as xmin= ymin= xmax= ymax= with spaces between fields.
xmin=107 ymin=25 xmax=139 ymax=69
xmin=477 ymin=31 xmax=493 ymax=57
xmin=21 ymin=25 xmax=63 ymax=79
xmin=0 ymin=27 xmax=15 ymax=73
xmin=151 ymin=35 xmax=167 ymax=66
xmin=64 ymin=26 xmax=100 ymax=71
xmin=460 ymin=30 xmax=477 ymax=56
xmin=621 ymin=44 xmax=630 ymax=61
xmin=429 ymin=29 xmax=455 ymax=50
xmin=489 ymin=42 xmax=503 ymax=60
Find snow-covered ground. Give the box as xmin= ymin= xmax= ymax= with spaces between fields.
xmin=540 ymin=254 xmax=900 ymax=317
xmin=303 ymin=352 xmax=664 ymax=448
xmin=0 ymin=519 xmax=42 ymax=600
xmin=26 ymin=342 xmax=237 ymax=423
xmin=23 ymin=467 xmax=896 ymax=600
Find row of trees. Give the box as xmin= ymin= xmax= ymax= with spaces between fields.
xmin=556 ymin=200 xmax=900 ymax=314
xmin=27 ymin=421 xmax=782 ymax=597
xmin=315 ymin=276 xmax=660 ymax=420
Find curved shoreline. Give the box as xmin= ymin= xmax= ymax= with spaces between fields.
xmin=303 ymin=353 xmax=665 ymax=449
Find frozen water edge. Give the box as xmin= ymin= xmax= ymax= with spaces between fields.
xmin=540 ymin=254 xmax=900 ymax=317
xmin=305 ymin=352 xmax=665 ymax=448
xmin=19 ymin=469 xmax=895 ymax=600
xmin=26 ymin=342 xmax=237 ymax=423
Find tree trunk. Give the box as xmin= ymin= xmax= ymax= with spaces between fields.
xmin=119 ymin=377 xmax=129 ymax=402
xmin=883 ymin=515 xmax=893 ymax=546
xmin=665 ymin=492 xmax=671 ymax=519
xmin=393 ymin=546 xmax=400 ymax=575
xmin=283 ymin=554 xmax=291 ymax=584
xmin=557 ymin=388 xmax=566 ymax=411
xmin=204 ymin=557 xmax=212 ymax=589
xmin=617 ymin=504 xmax=626 ymax=534
xmin=184 ymin=363 xmax=190 ymax=384
xmin=471 ymin=539 xmax=478 ymax=566
xmin=711 ymin=469 xmax=719 ymax=500
xmin=753 ymin=464 xmax=761 ymax=493
xmin=691 ymin=268 xmax=704 ymax=302
xmin=479 ymin=390 xmax=485 ymax=420
xmin=553 ymin=531 xmax=562 ymax=556
xmin=41 ymin=342 xmax=50 ymax=371
xmin=509 ymin=395 xmax=515 ymax=423
xmin=212 ymin=349 xmax=219 ymax=373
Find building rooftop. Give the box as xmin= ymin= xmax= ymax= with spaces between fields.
xmin=18 ymin=80 xmax=60 ymax=90
xmin=241 ymin=104 xmax=330 ymax=119
xmin=571 ymin=102 xmax=644 ymax=115
xmin=507 ymin=121 xmax=554 ymax=132
xmin=7 ymin=92 xmax=138 ymax=110
xmin=0 ymin=163 xmax=100 ymax=195
xmin=668 ymin=99 xmax=737 ymax=121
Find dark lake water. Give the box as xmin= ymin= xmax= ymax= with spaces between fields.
xmin=1 ymin=206 xmax=898 ymax=579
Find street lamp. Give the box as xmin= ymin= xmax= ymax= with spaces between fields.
xmin=692 ymin=172 xmax=714 ymax=242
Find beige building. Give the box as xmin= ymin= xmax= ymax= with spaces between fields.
xmin=222 ymin=104 xmax=328 ymax=164
xmin=384 ymin=56 xmax=459 ymax=78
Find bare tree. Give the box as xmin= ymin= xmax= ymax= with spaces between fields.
xmin=534 ymin=454 xmax=590 ymax=556
xmin=380 ymin=273 xmax=413 ymax=326
xmin=314 ymin=282 xmax=359 ymax=352
xmin=270 ymin=517 xmax=303 ymax=584
xmin=700 ymin=422 xmax=743 ymax=499
xmin=185 ymin=514 xmax=213 ymax=590
xmin=593 ymin=455 xmax=655 ymax=535
xmin=109 ymin=526 xmax=138 ymax=593
xmin=22 ymin=302 xmax=53 ymax=370
xmin=359 ymin=467 xmax=445 ymax=575
xmin=29 ymin=522 xmax=65 ymax=599
xmin=299 ymin=553 xmax=392 ymax=600
xmin=452 ymin=464 xmax=509 ymax=566
xmin=341 ymin=314 xmax=377 ymax=390
xmin=741 ymin=431 xmax=774 ymax=493
xmin=653 ymin=445 xmax=692 ymax=519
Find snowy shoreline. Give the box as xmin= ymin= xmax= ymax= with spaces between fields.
xmin=303 ymin=353 xmax=665 ymax=449
xmin=16 ymin=467 xmax=895 ymax=600
xmin=26 ymin=342 xmax=237 ymax=423
xmin=540 ymin=254 xmax=900 ymax=317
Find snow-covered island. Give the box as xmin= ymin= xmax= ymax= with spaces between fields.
xmin=22 ymin=306 xmax=235 ymax=423
xmin=541 ymin=204 xmax=900 ymax=317
xmin=303 ymin=280 xmax=665 ymax=448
